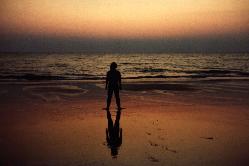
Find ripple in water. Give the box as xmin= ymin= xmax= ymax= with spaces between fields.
xmin=0 ymin=53 xmax=248 ymax=80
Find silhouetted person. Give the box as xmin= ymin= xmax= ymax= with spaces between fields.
xmin=105 ymin=110 xmax=122 ymax=158
xmin=105 ymin=62 xmax=122 ymax=110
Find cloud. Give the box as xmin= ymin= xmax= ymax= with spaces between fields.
xmin=1 ymin=34 xmax=248 ymax=53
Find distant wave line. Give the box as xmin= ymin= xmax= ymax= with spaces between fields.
xmin=0 ymin=71 xmax=249 ymax=81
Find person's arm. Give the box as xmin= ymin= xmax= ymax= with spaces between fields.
xmin=119 ymin=128 xmax=122 ymax=145
xmin=119 ymin=72 xmax=122 ymax=90
xmin=106 ymin=128 xmax=110 ymax=143
xmin=105 ymin=72 xmax=109 ymax=90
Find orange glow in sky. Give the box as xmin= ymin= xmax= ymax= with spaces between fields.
xmin=1 ymin=0 xmax=249 ymax=38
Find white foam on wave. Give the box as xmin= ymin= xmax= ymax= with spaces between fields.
xmin=23 ymin=85 xmax=88 ymax=102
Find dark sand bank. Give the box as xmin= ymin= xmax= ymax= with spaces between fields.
xmin=0 ymin=79 xmax=249 ymax=165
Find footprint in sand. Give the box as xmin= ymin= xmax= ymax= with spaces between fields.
xmin=147 ymin=156 xmax=159 ymax=162
xmin=148 ymin=140 xmax=177 ymax=153
xmin=200 ymin=136 xmax=214 ymax=140
xmin=145 ymin=132 xmax=152 ymax=136
xmin=161 ymin=145 xmax=177 ymax=153
xmin=148 ymin=140 xmax=159 ymax=147
xmin=23 ymin=85 xmax=88 ymax=102
xmin=158 ymin=136 xmax=165 ymax=140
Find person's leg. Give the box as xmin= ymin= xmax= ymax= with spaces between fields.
xmin=107 ymin=89 xmax=113 ymax=109
xmin=114 ymin=88 xmax=121 ymax=109
xmin=107 ymin=110 xmax=113 ymax=128
xmin=106 ymin=110 xmax=114 ymax=144
xmin=114 ymin=110 xmax=121 ymax=129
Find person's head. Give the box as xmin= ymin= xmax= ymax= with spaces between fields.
xmin=110 ymin=62 xmax=117 ymax=70
xmin=111 ymin=147 xmax=118 ymax=158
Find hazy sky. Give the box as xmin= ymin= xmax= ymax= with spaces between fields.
xmin=0 ymin=0 xmax=249 ymax=52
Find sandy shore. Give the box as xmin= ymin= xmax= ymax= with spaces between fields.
xmin=0 ymin=79 xmax=249 ymax=166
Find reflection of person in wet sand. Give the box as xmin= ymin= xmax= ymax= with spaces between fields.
xmin=106 ymin=110 xmax=122 ymax=158
xmin=105 ymin=62 xmax=122 ymax=110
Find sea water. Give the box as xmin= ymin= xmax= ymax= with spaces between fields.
xmin=0 ymin=53 xmax=248 ymax=80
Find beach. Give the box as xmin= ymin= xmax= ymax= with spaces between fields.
xmin=1 ymin=0 xmax=249 ymax=164
xmin=1 ymin=78 xmax=249 ymax=166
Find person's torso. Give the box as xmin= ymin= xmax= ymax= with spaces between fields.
xmin=107 ymin=70 xmax=120 ymax=86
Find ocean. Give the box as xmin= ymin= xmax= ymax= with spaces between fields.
xmin=0 ymin=53 xmax=248 ymax=81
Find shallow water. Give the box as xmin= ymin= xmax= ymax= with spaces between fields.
xmin=0 ymin=53 xmax=248 ymax=80
xmin=1 ymin=104 xmax=248 ymax=166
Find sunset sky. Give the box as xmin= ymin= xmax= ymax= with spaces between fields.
xmin=0 ymin=0 xmax=249 ymax=52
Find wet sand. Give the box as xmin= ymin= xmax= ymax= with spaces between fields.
xmin=0 ymin=79 xmax=249 ymax=166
